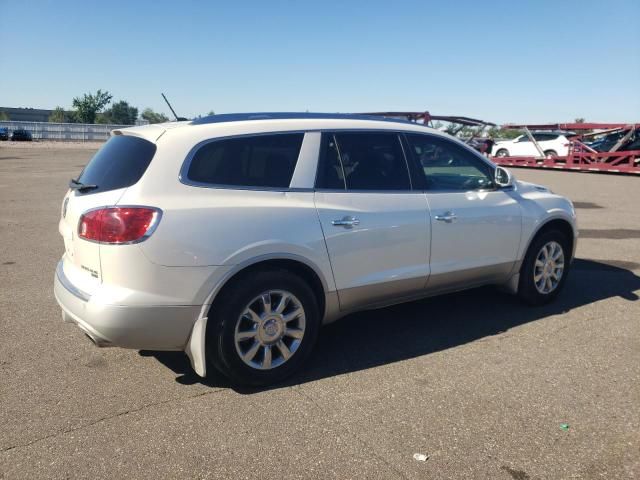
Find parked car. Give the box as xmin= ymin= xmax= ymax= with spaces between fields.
xmin=11 ymin=128 xmax=33 ymax=141
xmin=0 ymin=127 xmax=8 ymax=141
xmin=54 ymin=113 xmax=577 ymax=386
xmin=585 ymin=130 xmax=640 ymax=152
xmin=492 ymin=132 xmax=571 ymax=158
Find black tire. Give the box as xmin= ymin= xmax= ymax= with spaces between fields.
xmin=496 ymin=148 xmax=509 ymax=158
xmin=206 ymin=269 xmax=320 ymax=386
xmin=518 ymin=230 xmax=571 ymax=305
xmin=544 ymin=150 xmax=558 ymax=158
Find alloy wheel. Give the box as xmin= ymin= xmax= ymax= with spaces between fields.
xmin=533 ymin=241 xmax=565 ymax=294
xmin=234 ymin=290 xmax=306 ymax=370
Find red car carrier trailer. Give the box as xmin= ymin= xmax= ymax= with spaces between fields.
xmin=492 ymin=123 xmax=640 ymax=174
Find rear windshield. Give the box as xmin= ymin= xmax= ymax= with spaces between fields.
xmin=77 ymin=135 xmax=156 ymax=194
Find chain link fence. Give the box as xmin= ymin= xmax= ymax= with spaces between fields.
xmin=0 ymin=120 xmax=131 ymax=142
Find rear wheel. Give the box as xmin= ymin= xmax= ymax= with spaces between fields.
xmin=518 ymin=230 xmax=571 ymax=305
xmin=544 ymin=150 xmax=558 ymax=158
xmin=206 ymin=270 xmax=320 ymax=386
xmin=495 ymin=148 xmax=509 ymax=158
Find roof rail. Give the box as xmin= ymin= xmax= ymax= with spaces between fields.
xmin=190 ymin=112 xmax=420 ymax=126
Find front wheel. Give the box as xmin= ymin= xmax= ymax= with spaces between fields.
xmin=206 ymin=270 xmax=320 ymax=386
xmin=518 ymin=230 xmax=571 ymax=305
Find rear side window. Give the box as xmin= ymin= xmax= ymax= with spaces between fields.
xmin=77 ymin=135 xmax=156 ymax=194
xmin=317 ymin=132 xmax=411 ymax=191
xmin=186 ymin=133 xmax=304 ymax=188
xmin=533 ymin=133 xmax=558 ymax=141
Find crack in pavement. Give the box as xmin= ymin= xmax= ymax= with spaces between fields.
xmin=0 ymin=388 xmax=226 ymax=454
xmin=292 ymin=385 xmax=411 ymax=480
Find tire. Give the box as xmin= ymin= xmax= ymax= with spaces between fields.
xmin=495 ymin=148 xmax=509 ymax=158
xmin=518 ymin=230 xmax=571 ymax=305
xmin=206 ymin=269 xmax=320 ymax=386
xmin=544 ymin=150 xmax=558 ymax=158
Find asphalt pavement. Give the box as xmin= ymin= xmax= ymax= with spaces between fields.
xmin=1 ymin=145 xmax=638 ymax=479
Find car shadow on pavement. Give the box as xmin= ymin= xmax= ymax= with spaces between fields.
xmin=143 ymin=258 xmax=640 ymax=393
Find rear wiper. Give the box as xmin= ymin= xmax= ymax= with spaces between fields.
xmin=69 ymin=178 xmax=98 ymax=192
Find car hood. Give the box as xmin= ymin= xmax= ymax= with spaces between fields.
xmin=516 ymin=180 xmax=551 ymax=194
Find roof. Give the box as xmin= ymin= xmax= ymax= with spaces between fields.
xmin=190 ymin=112 xmax=417 ymax=126
xmin=115 ymin=112 xmax=443 ymax=144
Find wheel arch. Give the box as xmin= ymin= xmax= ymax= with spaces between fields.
xmin=523 ymin=217 xmax=576 ymax=263
xmin=185 ymin=254 xmax=330 ymax=378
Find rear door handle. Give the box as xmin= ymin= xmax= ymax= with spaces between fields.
xmin=332 ymin=216 xmax=360 ymax=228
xmin=434 ymin=212 xmax=457 ymax=223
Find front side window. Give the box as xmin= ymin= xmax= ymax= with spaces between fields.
xmin=186 ymin=133 xmax=304 ymax=188
xmin=405 ymin=134 xmax=495 ymax=191
xmin=316 ymin=132 xmax=411 ymax=191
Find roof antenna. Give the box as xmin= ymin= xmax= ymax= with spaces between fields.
xmin=161 ymin=93 xmax=188 ymax=121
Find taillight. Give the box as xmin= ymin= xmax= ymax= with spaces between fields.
xmin=78 ymin=207 xmax=161 ymax=244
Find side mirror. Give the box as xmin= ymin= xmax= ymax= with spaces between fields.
xmin=495 ymin=166 xmax=514 ymax=188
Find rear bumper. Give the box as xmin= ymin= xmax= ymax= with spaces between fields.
xmin=54 ymin=261 xmax=200 ymax=350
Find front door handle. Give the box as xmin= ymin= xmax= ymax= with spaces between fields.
xmin=332 ymin=216 xmax=360 ymax=228
xmin=434 ymin=212 xmax=457 ymax=223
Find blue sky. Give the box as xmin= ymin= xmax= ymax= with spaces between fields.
xmin=1 ymin=0 xmax=638 ymax=123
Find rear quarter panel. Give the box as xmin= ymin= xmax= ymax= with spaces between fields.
xmin=115 ymin=128 xmax=336 ymax=292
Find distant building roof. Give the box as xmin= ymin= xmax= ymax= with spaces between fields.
xmin=0 ymin=107 xmax=56 ymax=122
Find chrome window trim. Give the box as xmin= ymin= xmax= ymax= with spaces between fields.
xmin=422 ymin=185 xmax=515 ymax=195
xmin=179 ymin=128 xmax=432 ymax=193
xmin=179 ymin=131 xmax=308 ymax=191
xmin=313 ymin=188 xmax=425 ymax=194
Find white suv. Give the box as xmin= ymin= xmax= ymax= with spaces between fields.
xmin=492 ymin=132 xmax=571 ymax=158
xmin=54 ymin=113 xmax=577 ymax=386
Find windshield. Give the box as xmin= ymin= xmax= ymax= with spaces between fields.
xmin=76 ymin=135 xmax=156 ymax=194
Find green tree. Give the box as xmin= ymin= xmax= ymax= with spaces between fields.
xmin=487 ymin=126 xmax=523 ymax=140
xmin=48 ymin=107 xmax=66 ymax=123
xmin=141 ymin=108 xmax=169 ymax=124
xmin=101 ymin=100 xmax=138 ymax=125
xmin=574 ymin=117 xmax=585 ymax=123
xmin=0 ymin=111 xmax=9 ymax=121
xmin=72 ymin=90 xmax=112 ymax=124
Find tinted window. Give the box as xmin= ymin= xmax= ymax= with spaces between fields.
xmin=187 ymin=133 xmax=303 ymax=188
xmin=326 ymin=132 xmax=410 ymax=191
xmin=77 ymin=135 xmax=156 ymax=194
xmin=533 ymin=133 xmax=558 ymax=141
xmin=406 ymin=134 xmax=494 ymax=191
xmin=316 ymin=134 xmax=346 ymax=189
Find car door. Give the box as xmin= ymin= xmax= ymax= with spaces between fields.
xmin=511 ymin=135 xmax=537 ymax=156
xmin=405 ymin=133 xmax=522 ymax=292
xmin=314 ymin=131 xmax=430 ymax=311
